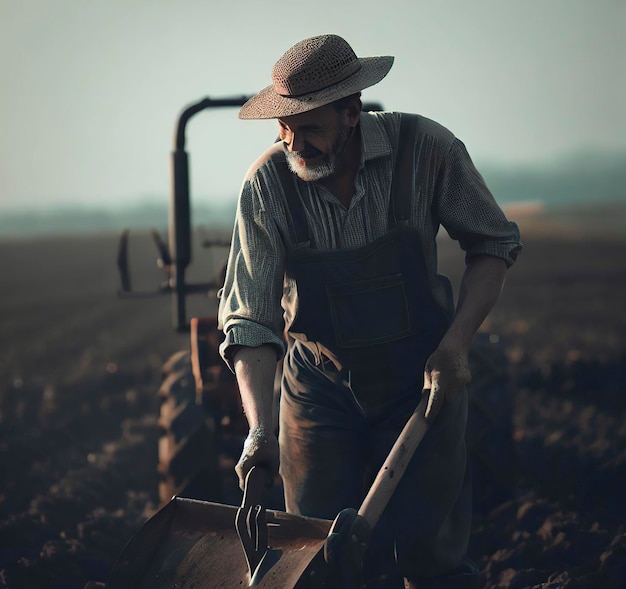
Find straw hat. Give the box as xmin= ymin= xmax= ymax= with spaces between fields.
xmin=239 ymin=34 xmax=394 ymax=120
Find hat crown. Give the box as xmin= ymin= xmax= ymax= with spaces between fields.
xmin=271 ymin=34 xmax=361 ymax=98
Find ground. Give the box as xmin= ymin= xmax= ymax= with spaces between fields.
xmin=0 ymin=205 xmax=624 ymax=588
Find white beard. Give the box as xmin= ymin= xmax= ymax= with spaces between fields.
xmin=286 ymin=153 xmax=335 ymax=182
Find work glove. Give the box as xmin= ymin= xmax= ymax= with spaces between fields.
xmin=235 ymin=425 xmax=280 ymax=491
xmin=422 ymin=345 xmax=471 ymax=423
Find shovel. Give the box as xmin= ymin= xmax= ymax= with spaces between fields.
xmin=106 ymin=395 xmax=431 ymax=588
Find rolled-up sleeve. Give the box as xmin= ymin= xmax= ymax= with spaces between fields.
xmin=436 ymin=138 xmax=522 ymax=267
xmin=217 ymin=173 xmax=288 ymax=370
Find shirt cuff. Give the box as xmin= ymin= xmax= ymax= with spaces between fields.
xmin=464 ymin=222 xmax=523 ymax=268
xmin=219 ymin=319 xmax=287 ymax=372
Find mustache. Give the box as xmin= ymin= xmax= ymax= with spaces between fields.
xmin=288 ymin=143 xmax=323 ymax=160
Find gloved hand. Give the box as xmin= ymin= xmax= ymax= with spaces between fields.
xmin=422 ymin=345 xmax=471 ymax=423
xmin=235 ymin=425 xmax=280 ymax=491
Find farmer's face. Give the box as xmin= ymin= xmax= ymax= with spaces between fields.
xmin=279 ymin=103 xmax=353 ymax=182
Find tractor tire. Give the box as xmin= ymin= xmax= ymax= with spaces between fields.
xmin=157 ymin=350 xmax=222 ymax=506
xmin=466 ymin=332 xmax=517 ymax=514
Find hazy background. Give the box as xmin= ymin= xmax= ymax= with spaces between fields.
xmin=1 ymin=0 xmax=625 ymax=235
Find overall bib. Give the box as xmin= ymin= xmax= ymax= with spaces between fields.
xmin=278 ymin=116 xmax=473 ymax=585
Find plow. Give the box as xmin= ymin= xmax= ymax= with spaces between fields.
xmin=104 ymin=397 xmax=480 ymax=588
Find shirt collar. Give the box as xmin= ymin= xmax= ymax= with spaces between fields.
xmin=359 ymin=111 xmax=393 ymax=164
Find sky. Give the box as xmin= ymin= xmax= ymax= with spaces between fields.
xmin=1 ymin=0 xmax=624 ymax=212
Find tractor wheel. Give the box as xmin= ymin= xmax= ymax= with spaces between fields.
xmin=466 ymin=332 xmax=518 ymax=514
xmin=157 ymin=350 xmax=222 ymax=506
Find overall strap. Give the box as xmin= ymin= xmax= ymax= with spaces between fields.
xmin=388 ymin=113 xmax=420 ymax=229
xmin=275 ymin=156 xmax=311 ymax=245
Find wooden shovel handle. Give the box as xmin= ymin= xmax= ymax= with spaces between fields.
xmin=357 ymin=395 xmax=430 ymax=528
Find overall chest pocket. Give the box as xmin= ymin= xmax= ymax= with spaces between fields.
xmin=326 ymin=273 xmax=413 ymax=349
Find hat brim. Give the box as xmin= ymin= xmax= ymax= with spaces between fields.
xmin=239 ymin=56 xmax=394 ymax=120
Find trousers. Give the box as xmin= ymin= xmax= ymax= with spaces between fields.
xmin=278 ymin=339 xmax=472 ymax=584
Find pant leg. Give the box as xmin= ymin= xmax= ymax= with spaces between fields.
xmin=279 ymin=341 xmax=404 ymax=588
xmin=279 ymin=340 xmax=369 ymax=518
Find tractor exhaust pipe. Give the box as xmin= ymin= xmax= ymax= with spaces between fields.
xmin=169 ymin=96 xmax=249 ymax=331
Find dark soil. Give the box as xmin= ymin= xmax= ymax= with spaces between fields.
xmin=0 ymin=217 xmax=625 ymax=589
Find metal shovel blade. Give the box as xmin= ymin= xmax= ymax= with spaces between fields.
xmin=107 ymin=496 xmax=333 ymax=589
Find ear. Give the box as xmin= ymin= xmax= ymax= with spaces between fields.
xmin=344 ymin=95 xmax=362 ymax=128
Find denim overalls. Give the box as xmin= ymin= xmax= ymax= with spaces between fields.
xmin=277 ymin=115 xmax=472 ymax=585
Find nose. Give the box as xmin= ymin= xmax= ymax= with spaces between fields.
xmin=285 ymin=131 xmax=304 ymax=153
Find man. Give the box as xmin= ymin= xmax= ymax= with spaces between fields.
xmin=218 ymin=34 xmax=522 ymax=588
